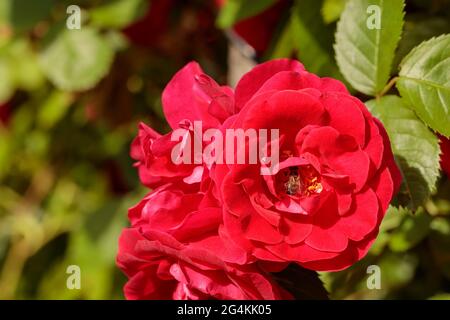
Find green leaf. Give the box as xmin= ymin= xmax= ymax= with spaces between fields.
xmin=0 ymin=0 xmax=55 ymax=32
xmin=396 ymin=34 xmax=450 ymax=137
xmin=90 ymin=0 xmax=148 ymax=29
xmin=335 ymin=0 xmax=405 ymax=95
xmin=366 ymin=95 xmax=440 ymax=210
xmin=217 ymin=0 xmax=276 ymax=29
xmin=39 ymin=27 xmax=115 ymax=91
xmin=270 ymin=21 xmax=295 ymax=59
xmin=322 ymin=0 xmax=347 ymax=24
xmin=0 ymin=39 xmax=45 ymax=103
xmin=9 ymin=39 xmax=45 ymax=91
xmin=290 ymin=0 xmax=343 ymax=78
xmin=37 ymin=91 xmax=73 ymax=129
xmin=388 ymin=208 xmax=431 ymax=252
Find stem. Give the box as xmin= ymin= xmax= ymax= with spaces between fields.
xmin=377 ymin=76 xmax=399 ymax=98
xmin=0 ymin=238 xmax=30 ymax=299
xmin=0 ymin=166 xmax=55 ymax=299
xmin=0 ymin=224 xmax=69 ymax=299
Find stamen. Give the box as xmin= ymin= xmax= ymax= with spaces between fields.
xmin=283 ymin=166 xmax=322 ymax=196
xmin=305 ymin=180 xmax=323 ymax=195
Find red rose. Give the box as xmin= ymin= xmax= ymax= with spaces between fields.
xmin=131 ymin=62 xmax=234 ymax=188
xmin=440 ymin=136 xmax=450 ymax=178
xmin=212 ymin=59 xmax=402 ymax=271
xmin=120 ymin=58 xmax=402 ymax=300
xmin=117 ymin=228 xmax=291 ymax=299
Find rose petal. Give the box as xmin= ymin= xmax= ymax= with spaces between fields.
xmin=162 ymin=62 xmax=222 ymax=129
xmin=336 ymin=188 xmax=379 ymax=241
xmin=235 ymin=59 xmax=305 ymax=111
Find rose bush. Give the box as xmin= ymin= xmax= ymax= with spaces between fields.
xmin=117 ymin=58 xmax=402 ymax=299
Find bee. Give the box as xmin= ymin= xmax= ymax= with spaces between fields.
xmin=285 ymin=167 xmax=301 ymax=195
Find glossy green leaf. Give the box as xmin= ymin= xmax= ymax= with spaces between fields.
xmin=335 ymin=0 xmax=405 ymax=95
xmin=367 ymin=95 xmax=440 ymax=210
xmin=39 ymin=27 xmax=114 ymax=91
xmin=396 ymin=34 xmax=450 ymax=137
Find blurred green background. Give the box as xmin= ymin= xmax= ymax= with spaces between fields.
xmin=0 ymin=0 xmax=450 ymax=300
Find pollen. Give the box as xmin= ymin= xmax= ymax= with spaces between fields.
xmin=305 ymin=177 xmax=323 ymax=195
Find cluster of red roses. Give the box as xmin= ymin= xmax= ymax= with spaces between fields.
xmin=116 ymin=59 xmax=403 ymax=300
